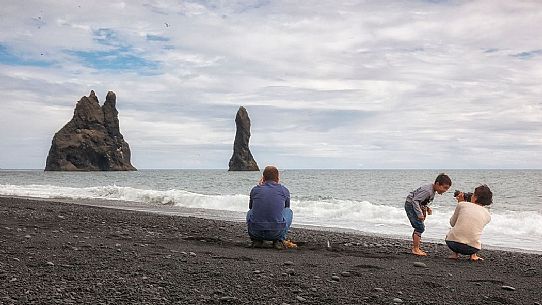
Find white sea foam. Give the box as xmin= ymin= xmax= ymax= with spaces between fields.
xmin=1 ymin=183 xmax=541 ymax=252
xmin=0 ymin=184 xmax=248 ymax=212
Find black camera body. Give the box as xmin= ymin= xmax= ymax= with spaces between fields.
xmin=453 ymin=190 xmax=473 ymax=202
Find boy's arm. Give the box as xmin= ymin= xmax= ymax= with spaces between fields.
xmin=411 ymin=200 xmax=425 ymax=220
xmin=411 ymin=190 xmax=430 ymax=219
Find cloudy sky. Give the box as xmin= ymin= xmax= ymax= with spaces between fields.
xmin=1 ymin=0 xmax=541 ymax=169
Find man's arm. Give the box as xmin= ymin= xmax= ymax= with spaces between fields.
xmin=283 ymin=186 xmax=290 ymax=208
xmin=249 ymin=187 xmax=256 ymax=209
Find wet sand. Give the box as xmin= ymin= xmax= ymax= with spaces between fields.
xmin=1 ymin=196 xmax=540 ymax=304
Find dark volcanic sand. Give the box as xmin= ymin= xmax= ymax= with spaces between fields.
xmin=0 ymin=197 xmax=540 ymax=305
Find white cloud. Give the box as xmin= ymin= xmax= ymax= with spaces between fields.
xmin=0 ymin=0 xmax=541 ymax=169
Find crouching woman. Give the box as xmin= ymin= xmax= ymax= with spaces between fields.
xmin=445 ymin=185 xmax=493 ymax=261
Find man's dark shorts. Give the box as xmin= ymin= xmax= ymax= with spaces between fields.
xmin=405 ymin=202 xmax=425 ymax=235
xmin=445 ymin=240 xmax=480 ymax=255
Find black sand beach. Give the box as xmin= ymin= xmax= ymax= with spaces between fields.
xmin=1 ymin=197 xmax=540 ymax=305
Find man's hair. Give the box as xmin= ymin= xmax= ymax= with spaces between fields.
xmin=435 ymin=173 xmax=452 ymax=186
xmin=474 ymin=184 xmax=492 ymax=206
xmin=262 ymin=165 xmax=279 ymax=182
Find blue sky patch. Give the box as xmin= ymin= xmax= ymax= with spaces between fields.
xmin=0 ymin=44 xmax=53 ymax=67
xmin=67 ymin=47 xmax=160 ymax=73
xmin=146 ymin=34 xmax=170 ymax=42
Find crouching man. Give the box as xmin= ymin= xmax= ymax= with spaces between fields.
xmin=246 ymin=165 xmax=296 ymax=249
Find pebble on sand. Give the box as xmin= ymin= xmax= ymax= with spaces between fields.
xmin=413 ymin=262 xmax=427 ymax=268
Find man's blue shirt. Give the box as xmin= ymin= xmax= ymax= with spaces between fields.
xmin=247 ymin=181 xmax=290 ymax=231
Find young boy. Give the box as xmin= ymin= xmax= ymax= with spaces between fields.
xmin=404 ymin=173 xmax=452 ymax=256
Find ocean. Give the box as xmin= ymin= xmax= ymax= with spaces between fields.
xmin=1 ymin=169 xmax=541 ymax=253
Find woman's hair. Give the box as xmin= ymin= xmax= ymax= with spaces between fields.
xmin=262 ymin=165 xmax=279 ymax=182
xmin=474 ymin=184 xmax=493 ymax=206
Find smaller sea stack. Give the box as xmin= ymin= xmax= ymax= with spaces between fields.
xmin=228 ymin=106 xmax=259 ymax=171
xmin=45 ymin=90 xmax=136 ymax=171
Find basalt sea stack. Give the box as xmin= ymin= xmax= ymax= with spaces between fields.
xmin=228 ymin=106 xmax=259 ymax=171
xmin=45 ymin=90 xmax=136 ymax=171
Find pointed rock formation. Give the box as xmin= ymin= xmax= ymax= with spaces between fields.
xmin=45 ymin=90 xmax=136 ymax=171
xmin=228 ymin=106 xmax=259 ymax=171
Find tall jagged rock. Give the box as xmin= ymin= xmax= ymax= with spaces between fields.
xmin=45 ymin=90 xmax=136 ymax=171
xmin=228 ymin=106 xmax=259 ymax=171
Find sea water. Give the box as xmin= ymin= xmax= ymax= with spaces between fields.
xmin=1 ymin=169 xmax=541 ymax=253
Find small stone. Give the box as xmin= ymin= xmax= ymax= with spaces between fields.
xmin=413 ymin=262 xmax=427 ymax=268
xmin=393 ymin=298 xmax=403 ymax=303
xmin=310 ymin=288 xmax=317 ymax=292
xmin=284 ymin=261 xmax=294 ymax=266
xmin=253 ymin=270 xmax=262 ymax=274
xmin=331 ymin=275 xmax=341 ymax=281
xmin=296 ymin=296 xmax=306 ymax=302
xmin=46 ymin=261 xmax=54 ymax=266
xmin=285 ymin=268 xmax=295 ymax=275
xmin=501 ymin=285 xmax=516 ymax=291
xmin=340 ymin=271 xmax=351 ymax=277
xmin=189 ymin=252 xmax=196 ymax=256
xmin=24 ymin=235 xmax=31 ymax=238
xmin=13 ymin=258 xmax=20 ymax=262
xmin=219 ymin=296 xmax=238 ymax=302
xmin=374 ymin=287 xmax=385 ymax=292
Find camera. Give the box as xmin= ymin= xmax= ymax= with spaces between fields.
xmin=453 ymin=190 xmax=473 ymax=202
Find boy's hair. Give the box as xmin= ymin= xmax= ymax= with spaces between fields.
xmin=474 ymin=184 xmax=492 ymax=206
xmin=263 ymin=165 xmax=279 ymax=182
xmin=435 ymin=173 xmax=452 ymax=186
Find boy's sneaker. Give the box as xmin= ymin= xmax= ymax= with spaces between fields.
xmin=250 ymin=240 xmax=264 ymax=248
xmin=282 ymin=240 xmax=298 ymax=249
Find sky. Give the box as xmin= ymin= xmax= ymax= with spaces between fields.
xmin=0 ymin=0 xmax=541 ymax=169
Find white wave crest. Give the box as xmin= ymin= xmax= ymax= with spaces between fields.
xmin=2 ymin=183 xmax=541 ymax=251
xmin=0 ymin=184 xmax=248 ymax=212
